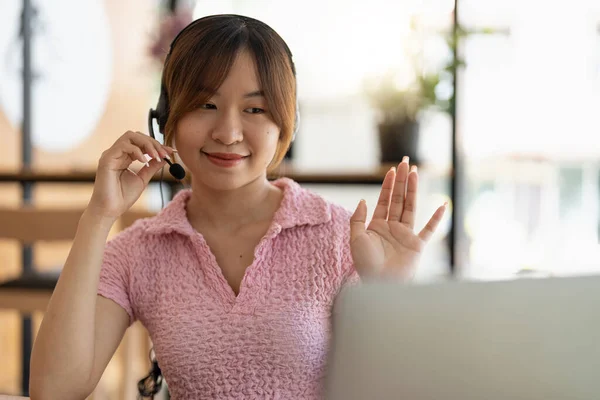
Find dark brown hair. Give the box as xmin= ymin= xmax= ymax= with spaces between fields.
xmin=161 ymin=14 xmax=297 ymax=171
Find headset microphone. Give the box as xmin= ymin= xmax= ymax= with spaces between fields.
xmin=147 ymin=108 xmax=186 ymax=181
xmin=164 ymin=157 xmax=186 ymax=180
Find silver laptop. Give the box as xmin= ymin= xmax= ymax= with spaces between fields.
xmin=325 ymin=275 xmax=600 ymax=400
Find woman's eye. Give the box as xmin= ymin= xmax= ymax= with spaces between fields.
xmin=246 ymin=107 xmax=265 ymax=114
xmin=200 ymin=103 xmax=216 ymax=110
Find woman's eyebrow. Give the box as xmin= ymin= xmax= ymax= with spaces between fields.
xmin=243 ymin=90 xmax=265 ymax=98
xmin=210 ymin=89 xmax=265 ymax=98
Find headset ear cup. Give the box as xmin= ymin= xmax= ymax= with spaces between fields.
xmin=148 ymin=109 xmax=157 ymax=140
xmin=156 ymin=84 xmax=169 ymax=135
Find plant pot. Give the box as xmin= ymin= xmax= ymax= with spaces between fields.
xmin=377 ymin=120 xmax=420 ymax=167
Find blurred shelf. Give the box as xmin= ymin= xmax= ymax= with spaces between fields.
xmin=0 ymin=164 xmax=453 ymax=186
xmin=0 ymin=287 xmax=53 ymax=313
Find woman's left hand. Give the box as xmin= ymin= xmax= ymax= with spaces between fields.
xmin=349 ymin=157 xmax=447 ymax=280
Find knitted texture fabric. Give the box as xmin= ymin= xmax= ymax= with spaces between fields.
xmin=98 ymin=178 xmax=359 ymax=399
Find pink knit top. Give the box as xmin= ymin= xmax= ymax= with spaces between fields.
xmin=97 ymin=178 xmax=359 ymax=399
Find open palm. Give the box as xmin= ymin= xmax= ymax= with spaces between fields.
xmin=350 ymin=157 xmax=447 ymax=280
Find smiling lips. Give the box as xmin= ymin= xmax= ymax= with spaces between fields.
xmin=203 ymin=152 xmax=248 ymax=168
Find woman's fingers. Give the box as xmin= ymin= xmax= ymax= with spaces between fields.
xmin=418 ymin=202 xmax=448 ymax=243
xmin=388 ymin=157 xmax=410 ymax=221
xmin=101 ymin=130 xmax=174 ymax=169
xmin=100 ymin=141 xmax=145 ymax=168
xmin=134 ymin=131 xmax=175 ymax=160
xmin=350 ymin=199 xmax=368 ymax=243
xmin=400 ymin=165 xmax=418 ymax=229
xmin=372 ymin=168 xmax=396 ymax=220
xmin=372 ymin=156 xmax=420 ymax=225
xmin=127 ymin=131 xmax=172 ymax=161
xmin=137 ymin=158 xmax=166 ymax=184
xmin=121 ymin=142 xmax=149 ymax=165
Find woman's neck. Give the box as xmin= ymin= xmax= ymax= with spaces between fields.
xmin=186 ymin=175 xmax=282 ymax=234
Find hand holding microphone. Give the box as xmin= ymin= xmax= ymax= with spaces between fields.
xmin=147 ymin=108 xmax=186 ymax=181
xmin=87 ymin=130 xmax=177 ymax=220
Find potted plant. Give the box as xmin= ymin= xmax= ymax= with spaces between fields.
xmin=364 ymin=19 xmax=498 ymax=168
xmin=364 ymin=68 xmax=443 ymax=168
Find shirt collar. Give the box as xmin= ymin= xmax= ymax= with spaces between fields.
xmin=144 ymin=178 xmax=331 ymax=237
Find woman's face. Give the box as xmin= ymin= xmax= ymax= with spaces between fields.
xmin=174 ymin=49 xmax=281 ymax=191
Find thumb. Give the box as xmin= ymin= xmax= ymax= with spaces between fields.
xmin=350 ymin=199 xmax=367 ymax=242
xmin=137 ymin=158 xmax=166 ymax=185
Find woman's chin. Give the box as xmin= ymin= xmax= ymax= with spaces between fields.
xmin=193 ymin=173 xmax=258 ymax=192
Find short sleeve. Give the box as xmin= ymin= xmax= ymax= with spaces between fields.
xmin=98 ymin=233 xmax=137 ymax=326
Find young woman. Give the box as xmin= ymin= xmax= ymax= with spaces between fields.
xmin=29 ymin=14 xmax=446 ymax=399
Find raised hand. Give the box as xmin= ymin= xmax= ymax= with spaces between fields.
xmin=349 ymin=157 xmax=447 ymax=280
xmin=87 ymin=130 xmax=175 ymax=220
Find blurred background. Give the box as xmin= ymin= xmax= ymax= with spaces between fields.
xmin=0 ymin=0 xmax=599 ymax=398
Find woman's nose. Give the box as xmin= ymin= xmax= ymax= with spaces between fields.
xmin=211 ymin=109 xmax=243 ymax=145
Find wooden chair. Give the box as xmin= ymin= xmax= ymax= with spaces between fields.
xmin=0 ymin=207 xmax=156 ymax=310
xmin=0 ymin=206 xmax=156 ymax=399
xmin=0 ymin=207 xmax=83 ymax=396
xmin=0 ymin=207 xmax=83 ymax=311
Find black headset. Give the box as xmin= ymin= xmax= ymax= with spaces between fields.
xmin=147 ymin=14 xmax=299 ymax=182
